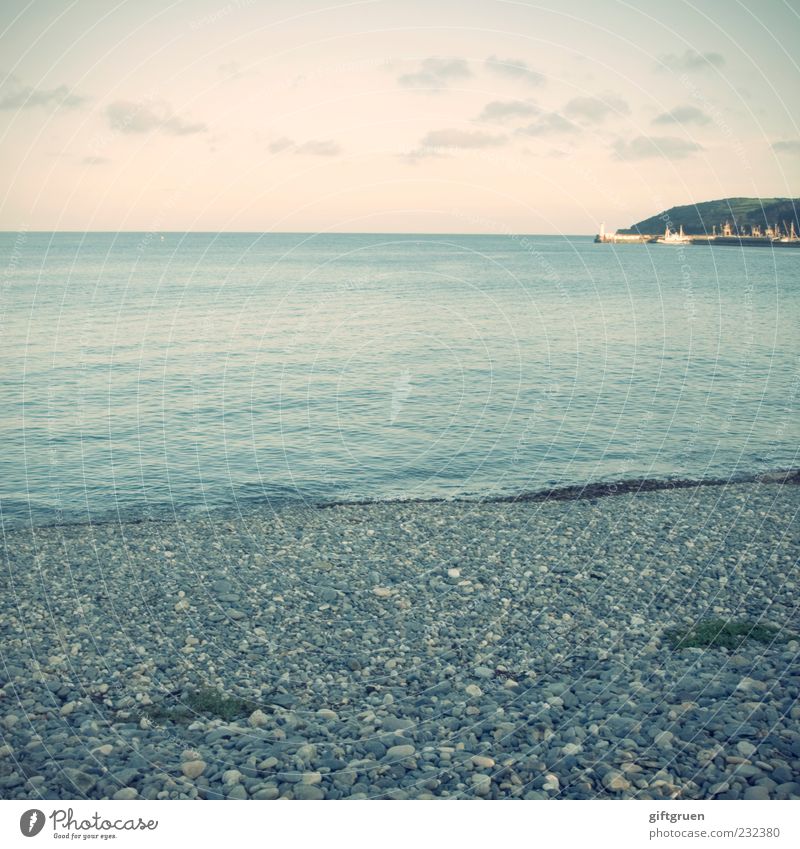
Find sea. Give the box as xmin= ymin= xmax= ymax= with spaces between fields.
xmin=1 ymin=232 xmax=798 ymax=527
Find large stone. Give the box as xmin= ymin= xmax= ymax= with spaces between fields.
xmin=248 ymin=709 xmax=270 ymax=728
xmin=296 ymin=744 xmax=317 ymax=763
xmin=602 ymin=771 xmax=630 ymax=792
xmin=743 ymin=786 xmax=770 ymax=800
xmin=385 ymin=744 xmax=415 ymax=760
xmin=63 ymin=768 xmax=96 ymax=794
xmin=112 ymin=788 xmax=138 ymax=800
xmin=382 ymin=716 xmax=414 ymax=732
xmin=252 ymin=784 xmax=279 ymax=800
xmin=181 ymin=760 xmax=206 ymax=780
xmin=471 ymin=774 xmax=491 ymax=797
xmin=654 ymin=731 xmax=674 ymax=748
xmin=317 ymin=709 xmax=338 ymax=721
xmin=293 ymin=784 xmax=324 ymax=800
xmin=737 ymin=741 xmax=757 ymax=758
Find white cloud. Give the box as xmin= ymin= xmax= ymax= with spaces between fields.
xmin=403 ymin=127 xmax=506 ymax=163
xmin=516 ymin=113 xmax=578 ymax=137
xmin=106 ymin=100 xmax=207 ymax=135
xmin=613 ymin=135 xmax=703 ymax=160
xmin=564 ymin=95 xmax=629 ymax=123
xmin=419 ymin=128 xmax=507 ymax=149
xmin=653 ymin=105 xmax=712 ymax=126
xmin=656 ymin=49 xmax=725 ymax=73
xmin=398 ymin=57 xmax=472 ymax=90
xmin=269 ymin=136 xmax=341 ymax=156
xmin=0 ymin=74 xmax=86 ymax=110
xmin=484 ymin=55 xmax=544 ymax=86
xmin=772 ymin=140 xmax=800 ymax=155
xmin=476 ymin=99 xmax=540 ymax=123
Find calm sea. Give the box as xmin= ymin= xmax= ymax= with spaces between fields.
xmin=1 ymin=232 xmax=798 ymax=527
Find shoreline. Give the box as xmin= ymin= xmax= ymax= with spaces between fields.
xmin=1 ymin=479 xmax=798 ymax=800
xmin=9 ymin=467 xmax=800 ymax=532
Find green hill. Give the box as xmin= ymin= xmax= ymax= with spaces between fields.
xmin=618 ymin=197 xmax=799 ymax=235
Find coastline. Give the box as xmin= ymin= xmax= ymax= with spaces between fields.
xmin=9 ymin=468 xmax=800 ymax=531
xmin=1 ymin=478 xmax=798 ymax=800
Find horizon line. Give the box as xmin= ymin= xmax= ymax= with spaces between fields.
xmin=0 ymin=230 xmax=598 ymax=236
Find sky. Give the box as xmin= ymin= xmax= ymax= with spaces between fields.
xmin=0 ymin=0 xmax=798 ymax=233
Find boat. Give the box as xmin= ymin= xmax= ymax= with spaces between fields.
xmin=656 ymin=225 xmax=691 ymax=245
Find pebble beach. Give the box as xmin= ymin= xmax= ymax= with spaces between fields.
xmin=1 ymin=478 xmax=798 ymax=801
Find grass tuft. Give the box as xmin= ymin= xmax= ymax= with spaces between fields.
xmin=182 ymin=687 xmax=256 ymax=721
xmin=664 ymin=618 xmax=788 ymax=650
xmin=140 ymin=687 xmax=256 ymax=725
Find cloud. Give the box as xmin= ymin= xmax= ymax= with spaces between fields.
xmin=772 ymin=140 xmax=800 ymax=155
xmin=656 ymin=49 xmax=725 ymax=73
xmin=398 ymin=56 xmax=471 ymax=90
xmin=516 ymin=112 xmax=579 ymax=137
xmin=218 ymin=61 xmax=258 ymax=83
xmin=612 ymin=135 xmax=703 ymax=160
xmin=0 ymin=74 xmax=86 ymax=110
xmin=106 ymin=100 xmax=207 ymax=135
xmin=268 ymin=136 xmax=294 ymax=153
xmin=403 ymin=128 xmax=506 ymax=163
xmin=564 ymin=95 xmax=629 ymax=123
xmin=419 ymin=128 xmax=506 ymax=149
xmin=476 ymin=99 xmax=540 ymax=122
xmin=653 ymin=105 xmax=711 ymax=126
xmin=83 ymin=156 xmax=110 ymax=165
xmin=268 ymin=136 xmax=341 ymax=156
xmin=484 ymin=55 xmax=544 ymax=86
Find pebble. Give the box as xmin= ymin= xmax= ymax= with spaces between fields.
xmin=385 ymin=745 xmax=416 ymax=760
xmin=602 ymin=771 xmax=631 ymax=792
xmin=248 ymin=710 xmax=270 ymax=728
xmin=293 ymin=784 xmax=325 ymax=800
xmin=112 ymin=788 xmax=138 ymax=800
xmin=1 ymin=480 xmax=797 ymax=802
xmin=737 ymin=741 xmax=757 ymax=758
xmin=471 ymin=774 xmax=491 ymax=796
xmin=252 ymin=785 xmax=279 ymax=800
xmin=317 ymin=709 xmax=338 ymax=721
xmin=743 ymin=786 xmax=771 ymax=800
xmin=181 ymin=760 xmax=206 ymax=780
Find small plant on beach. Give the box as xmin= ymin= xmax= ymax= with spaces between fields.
xmin=182 ymin=687 xmax=256 ymax=721
xmin=664 ymin=618 xmax=788 ymax=650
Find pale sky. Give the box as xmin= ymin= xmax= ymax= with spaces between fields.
xmin=1 ymin=0 xmax=798 ymax=233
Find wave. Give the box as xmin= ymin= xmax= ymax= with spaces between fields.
xmin=5 ymin=467 xmax=797 ymax=530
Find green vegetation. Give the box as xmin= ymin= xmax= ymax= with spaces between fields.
xmin=183 ymin=687 xmax=256 ymax=720
xmin=664 ymin=618 xmax=790 ymax=650
xmin=141 ymin=687 xmax=256 ymax=725
xmin=618 ymin=197 xmax=799 ymax=235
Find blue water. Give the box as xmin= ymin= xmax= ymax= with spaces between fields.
xmin=1 ymin=232 xmax=798 ymax=526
